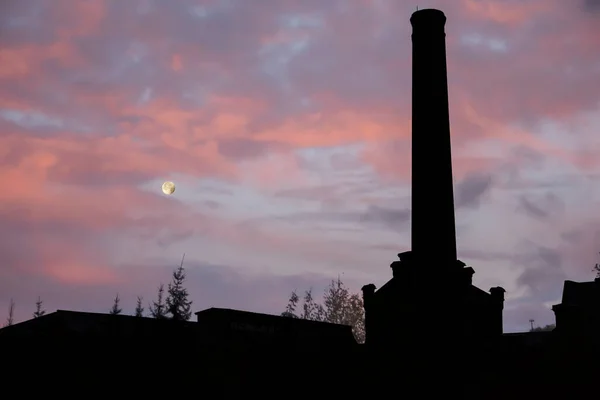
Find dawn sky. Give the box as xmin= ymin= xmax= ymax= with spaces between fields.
xmin=1 ymin=0 xmax=600 ymax=332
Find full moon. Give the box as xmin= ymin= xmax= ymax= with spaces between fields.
xmin=162 ymin=181 xmax=176 ymax=195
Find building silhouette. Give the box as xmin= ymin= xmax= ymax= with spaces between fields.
xmin=361 ymin=9 xmax=505 ymax=356
xmin=0 ymin=307 xmax=359 ymax=395
xmin=358 ymin=8 xmax=600 ymax=398
xmin=552 ymin=278 xmax=600 ymax=338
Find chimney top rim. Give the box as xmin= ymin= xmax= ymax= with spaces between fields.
xmin=410 ymin=9 xmax=446 ymax=26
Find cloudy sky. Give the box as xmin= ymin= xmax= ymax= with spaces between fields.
xmin=1 ymin=0 xmax=599 ymax=332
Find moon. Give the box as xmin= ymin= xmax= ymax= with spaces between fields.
xmin=162 ymin=181 xmax=176 ymax=195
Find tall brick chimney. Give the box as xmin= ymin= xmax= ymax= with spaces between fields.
xmin=410 ymin=9 xmax=457 ymax=266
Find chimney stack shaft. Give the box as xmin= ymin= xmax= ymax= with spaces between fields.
xmin=410 ymin=9 xmax=457 ymax=264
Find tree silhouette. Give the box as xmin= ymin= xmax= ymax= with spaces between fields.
xmin=301 ymin=288 xmax=325 ymax=321
xmin=33 ymin=297 xmax=46 ymax=318
xmin=134 ymin=296 xmax=144 ymax=317
xmin=149 ymin=284 xmax=167 ymax=319
xmin=109 ymin=294 xmax=122 ymax=315
xmin=5 ymin=299 xmax=15 ymax=327
xmin=282 ymin=277 xmax=365 ymax=343
xmin=594 ymin=253 xmax=600 ymax=278
xmin=530 ymin=323 xmax=555 ymax=332
xmin=165 ymin=254 xmax=193 ymax=321
xmin=281 ymin=291 xmax=300 ymax=318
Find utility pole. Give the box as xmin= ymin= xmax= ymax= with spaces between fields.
xmin=529 ymin=319 xmax=535 ymax=331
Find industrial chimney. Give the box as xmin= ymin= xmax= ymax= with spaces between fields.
xmin=410 ymin=9 xmax=457 ymax=266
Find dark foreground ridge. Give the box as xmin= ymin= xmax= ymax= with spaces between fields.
xmin=2 ymin=9 xmax=599 ymax=398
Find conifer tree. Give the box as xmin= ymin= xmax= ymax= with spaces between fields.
xmin=33 ymin=296 xmax=46 ymax=318
xmin=165 ymin=254 xmax=193 ymax=321
xmin=134 ymin=296 xmax=144 ymax=317
xmin=149 ymin=284 xmax=167 ymax=319
xmin=4 ymin=299 xmax=15 ymax=327
xmin=109 ymin=293 xmax=122 ymax=315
